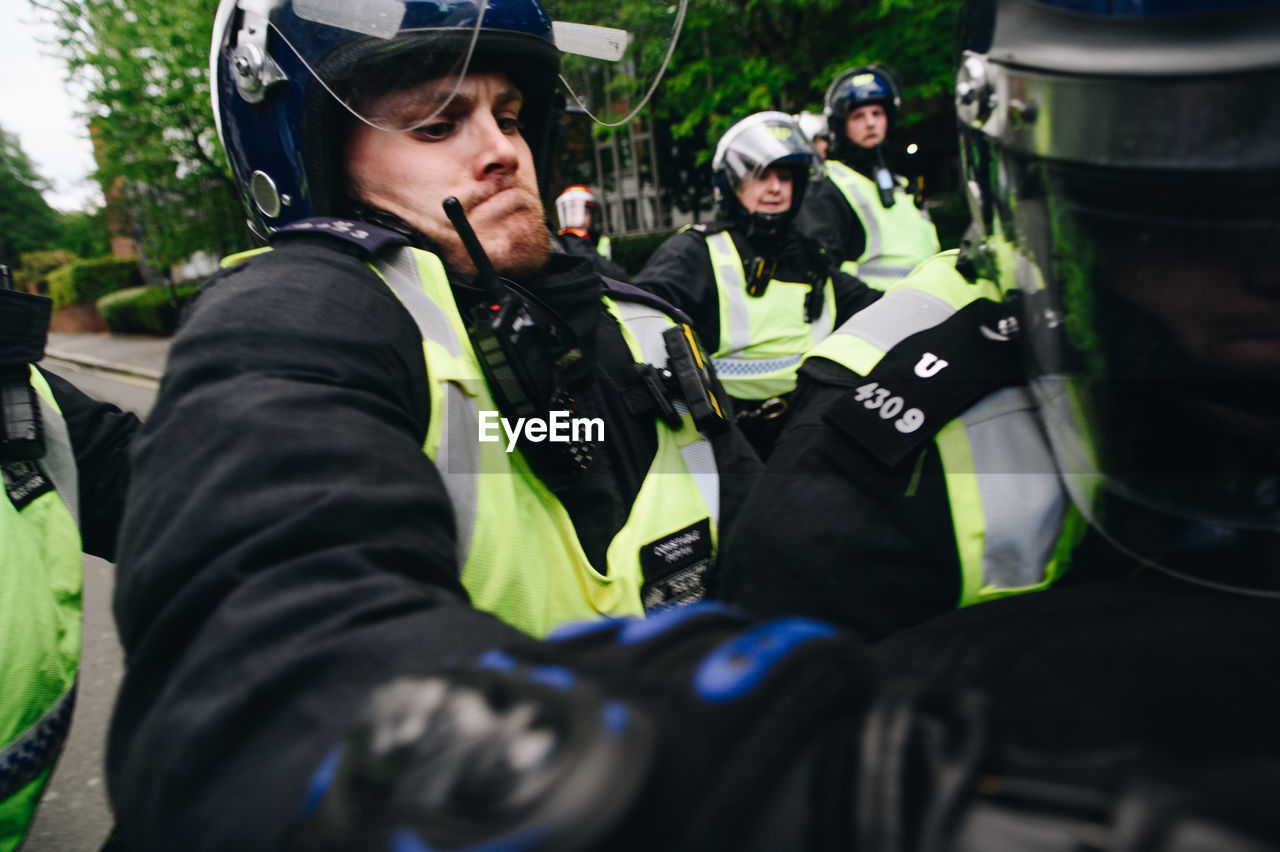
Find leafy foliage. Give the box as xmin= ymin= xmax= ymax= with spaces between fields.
xmin=48 ymin=255 xmax=141 ymax=310
xmin=13 ymin=249 xmax=76 ymax=294
xmin=98 ymin=281 xmax=199 ymax=335
xmin=33 ymin=0 xmax=247 ymax=268
xmin=0 ymin=126 xmax=62 ymax=266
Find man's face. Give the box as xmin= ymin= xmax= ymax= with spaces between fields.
xmin=736 ymin=165 xmax=794 ymax=216
xmin=346 ymin=71 xmax=550 ymax=281
xmin=845 ymin=103 xmax=888 ymax=149
xmin=1106 ymin=224 xmax=1280 ymax=376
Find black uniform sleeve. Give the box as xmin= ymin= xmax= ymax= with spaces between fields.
xmin=797 ymin=177 xmax=866 ymax=268
xmin=831 ymin=269 xmax=882 ymax=325
xmin=555 ymin=232 xmax=631 ymax=282
xmin=108 ymin=239 xmax=533 ymax=852
xmin=38 ymin=367 xmax=141 ymax=561
xmin=715 ymin=358 xmax=962 ymax=642
xmin=631 ymin=229 xmax=723 ymax=352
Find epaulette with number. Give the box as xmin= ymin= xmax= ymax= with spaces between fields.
xmin=271 ymin=217 xmax=410 ymax=257
xmin=822 ymin=298 xmax=1025 ymax=468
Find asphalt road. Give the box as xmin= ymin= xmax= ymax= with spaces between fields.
xmin=23 ymin=360 xmax=157 ymax=852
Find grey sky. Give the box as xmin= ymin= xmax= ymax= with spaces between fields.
xmin=1 ymin=1 xmax=101 ymax=211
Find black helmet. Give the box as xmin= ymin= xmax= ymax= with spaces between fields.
xmin=212 ymin=0 xmax=561 ymax=239
xmin=959 ymin=0 xmax=1280 ymax=592
xmin=712 ymin=111 xmax=821 ymax=242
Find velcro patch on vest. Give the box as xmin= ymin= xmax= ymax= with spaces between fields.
xmin=3 ymin=460 xmax=54 ymax=512
xmin=823 ymin=298 xmax=1024 ymax=468
xmin=640 ymin=518 xmax=713 ymax=612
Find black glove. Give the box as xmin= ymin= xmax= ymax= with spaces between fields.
xmin=289 ymin=602 xmax=879 ymax=852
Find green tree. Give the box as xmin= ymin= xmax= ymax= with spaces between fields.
xmin=33 ymin=0 xmax=246 ymax=269
xmin=56 ymin=206 xmax=111 ymax=258
xmin=0 ymin=126 xmax=62 ymax=266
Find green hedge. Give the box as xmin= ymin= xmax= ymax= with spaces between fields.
xmin=611 ymin=230 xmax=676 ymax=277
xmin=97 ymin=283 xmax=200 ymax=336
xmin=49 ymin=256 xmax=142 ymax=310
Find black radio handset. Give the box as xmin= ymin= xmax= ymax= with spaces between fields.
xmin=443 ymin=197 xmax=593 ymax=491
xmin=872 ymin=145 xmax=897 ymax=209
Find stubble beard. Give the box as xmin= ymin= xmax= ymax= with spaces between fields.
xmin=437 ymin=187 xmax=551 ymax=282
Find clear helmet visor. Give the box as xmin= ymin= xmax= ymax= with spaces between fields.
xmin=1015 ymin=159 xmax=1280 ymax=576
xmin=555 ymin=193 xmax=594 ymax=230
xmin=231 ymin=0 xmax=684 ymax=133
xmin=542 ymin=0 xmax=688 ymax=126
xmin=714 ymin=112 xmax=820 ymax=199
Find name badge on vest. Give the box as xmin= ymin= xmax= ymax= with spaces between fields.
xmin=640 ymin=518 xmax=713 ymax=612
xmin=823 ymin=298 xmax=1024 ymax=468
xmin=3 ymin=460 xmax=54 ymax=511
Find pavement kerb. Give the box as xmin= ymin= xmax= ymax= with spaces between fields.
xmin=42 ymin=348 xmax=165 ymax=383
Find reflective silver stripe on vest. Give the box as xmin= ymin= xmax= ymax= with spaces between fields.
xmin=38 ymin=391 xmax=80 ymax=530
xmin=824 ymin=286 xmax=955 ymax=355
xmin=955 ymin=387 xmax=1068 ymax=590
xmin=706 ymin=232 xmax=753 ymax=356
xmin=379 ymin=248 xmax=461 ymax=359
xmin=856 ymin=263 xmax=915 ymax=280
xmin=712 ymin=353 xmax=804 ymax=377
xmin=0 ymin=679 xmax=76 ymax=801
xmin=611 ymin=300 xmax=721 ymax=525
xmin=378 ymin=249 xmax=479 ymax=567
xmin=829 ymin=164 xmax=883 ymax=261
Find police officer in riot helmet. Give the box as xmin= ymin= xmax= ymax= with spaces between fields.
xmin=635 ymin=112 xmax=878 ymax=458
xmin=553 ymin=185 xmax=628 ymax=280
xmin=109 ymin=1 xmax=1280 ymax=851
xmin=798 ymin=63 xmax=940 ymax=291
xmin=106 ymin=1 xmax=761 ymax=849
xmin=721 ymin=0 xmax=1280 ymax=639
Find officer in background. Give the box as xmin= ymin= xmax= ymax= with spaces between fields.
xmin=799 ymin=64 xmax=940 ymax=291
xmin=106 ymin=2 xmax=761 ymax=849
xmin=634 ymin=112 xmax=879 ymax=458
xmin=552 ymin=185 xmax=629 ymax=280
xmin=290 ymin=3 xmax=1280 ymax=849
xmin=0 ymin=268 xmax=138 ymax=851
xmin=793 ymin=110 xmax=831 ymax=159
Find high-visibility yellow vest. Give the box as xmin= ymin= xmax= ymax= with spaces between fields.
xmin=825 ymin=159 xmax=940 ymax=290
xmin=0 ymin=367 xmax=81 ymax=852
xmin=702 ymin=230 xmax=837 ymax=401
xmin=806 ymin=251 xmax=1085 ymax=605
xmin=226 ymin=241 xmax=723 ymax=637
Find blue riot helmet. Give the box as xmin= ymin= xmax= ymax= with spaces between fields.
xmin=823 ymin=64 xmax=902 ymax=161
xmin=212 ymin=0 xmax=687 ymax=238
xmin=958 ymin=0 xmax=1280 ymax=593
xmin=712 ymin=111 xmax=822 ymax=242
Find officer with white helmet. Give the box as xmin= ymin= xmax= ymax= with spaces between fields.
xmin=634 ymin=111 xmax=878 ymax=457
xmin=552 ymin=184 xmax=628 ymax=280
xmin=792 ymin=110 xmax=831 ymax=159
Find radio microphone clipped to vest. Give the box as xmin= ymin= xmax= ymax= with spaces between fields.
xmin=443 ymin=197 xmax=594 ymax=491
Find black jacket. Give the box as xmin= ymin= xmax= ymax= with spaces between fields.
xmin=630 ymin=224 xmax=879 ymax=362
xmin=107 ymin=233 xmax=761 ymax=852
xmin=555 ymin=231 xmax=629 ymax=282
xmin=797 ymin=176 xmax=870 ymax=269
